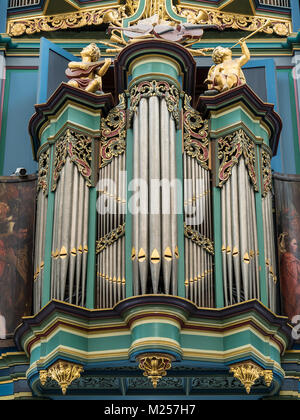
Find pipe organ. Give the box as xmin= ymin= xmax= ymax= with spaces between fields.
xmin=31 ymin=40 xmax=282 ymax=316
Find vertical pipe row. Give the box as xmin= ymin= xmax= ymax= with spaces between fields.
xmin=149 ymin=96 xmax=161 ymax=294
xmin=50 ymin=159 xmax=89 ymax=306
xmin=34 ymin=190 xmax=48 ymax=312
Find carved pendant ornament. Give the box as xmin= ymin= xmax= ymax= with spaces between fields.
xmin=138 ymin=354 xmax=173 ymax=389
xmin=261 ymin=148 xmax=273 ymax=198
xmin=40 ymin=361 xmax=84 ymax=395
xmin=52 ymin=129 xmax=93 ymax=192
xmin=218 ymin=129 xmax=258 ymax=190
xmin=229 ymin=362 xmax=273 ymax=394
xmin=37 ymin=148 xmax=50 ymax=195
xmin=183 ymin=95 xmax=209 ymax=170
xmin=129 ymin=80 xmax=180 ymax=126
xmin=100 ymin=94 xmax=127 ymax=168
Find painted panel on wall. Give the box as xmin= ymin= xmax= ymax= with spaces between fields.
xmin=0 ymin=175 xmax=36 ymax=340
xmin=1 ymin=69 xmax=38 ymax=177
xmin=274 ymin=173 xmax=300 ymax=321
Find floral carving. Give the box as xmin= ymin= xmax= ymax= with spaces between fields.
xmin=183 ymin=95 xmax=209 ymax=170
xmin=100 ymin=94 xmax=127 ymax=168
xmin=129 ymin=80 xmax=180 ymax=126
xmin=261 ymin=148 xmax=272 ymax=197
xmin=96 ymin=223 xmax=126 ymax=254
xmin=218 ymin=129 xmax=258 ymax=190
xmin=52 ymin=129 xmax=92 ymax=192
xmin=184 ymin=223 xmax=214 ymax=255
xmin=37 ymin=148 xmax=50 ymax=194
xmin=176 ymin=6 xmax=291 ymax=37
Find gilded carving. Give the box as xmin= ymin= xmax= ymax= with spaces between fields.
xmin=176 ymin=6 xmax=291 ymax=37
xmin=100 ymin=94 xmax=127 ymax=168
xmin=37 ymin=148 xmax=50 ymax=194
xmin=7 ymin=7 xmax=127 ymax=37
xmin=261 ymin=148 xmax=273 ymax=197
xmin=218 ymin=129 xmax=258 ymax=190
xmin=129 ymin=80 xmax=180 ymax=126
xmin=41 ymin=361 xmax=84 ymax=395
xmin=229 ymin=362 xmax=273 ymax=394
xmin=96 ymin=223 xmax=126 ymax=254
xmin=183 ymin=95 xmax=209 ymax=170
xmin=52 ymin=129 xmax=92 ymax=192
xmin=184 ymin=223 xmax=215 ymax=256
xmin=8 ymin=1 xmax=291 ymax=39
xmin=66 ymin=43 xmax=111 ymax=93
xmin=138 ymin=354 xmax=173 ymax=389
xmin=206 ymin=40 xmax=250 ymax=93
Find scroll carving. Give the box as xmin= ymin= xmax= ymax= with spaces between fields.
xmin=37 ymin=148 xmax=50 ymax=194
xmin=100 ymin=94 xmax=127 ymax=168
xmin=261 ymin=148 xmax=272 ymax=197
xmin=218 ymin=129 xmax=258 ymax=190
xmin=129 ymin=80 xmax=180 ymax=126
xmin=183 ymin=95 xmax=209 ymax=170
xmin=52 ymin=129 xmax=93 ymax=192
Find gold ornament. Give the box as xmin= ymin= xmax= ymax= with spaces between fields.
xmin=206 ymin=40 xmax=250 ymax=93
xmin=138 ymin=354 xmax=173 ymax=388
xmin=66 ymin=43 xmax=111 ymax=94
xmin=39 ymin=361 xmax=84 ymax=395
xmin=39 ymin=370 xmax=48 ymax=387
xmin=262 ymin=370 xmax=273 ymax=388
xmin=230 ymin=362 xmax=273 ymax=394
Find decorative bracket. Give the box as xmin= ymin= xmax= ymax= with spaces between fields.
xmin=138 ymin=354 xmax=174 ymax=389
xmin=39 ymin=361 xmax=84 ymax=395
xmin=229 ymin=361 xmax=273 ymax=394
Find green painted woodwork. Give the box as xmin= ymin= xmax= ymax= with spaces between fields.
xmin=209 ymin=107 xmax=270 ymax=146
xmin=131 ymin=322 xmax=180 ymax=341
xmin=18 ymin=298 xmax=289 ymax=387
xmin=40 ymin=105 xmax=101 ymax=146
xmin=130 ymin=61 xmax=180 ymax=86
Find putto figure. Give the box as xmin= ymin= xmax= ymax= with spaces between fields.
xmin=205 ymin=39 xmax=250 ymax=93
xmin=66 ymin=43 xmax=111 ymax=94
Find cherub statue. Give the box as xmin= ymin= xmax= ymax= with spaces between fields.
xmin=205 ymin=39 xmax=250 ymax=93
xmin=66 ymin=43 xmax=112 ymax=94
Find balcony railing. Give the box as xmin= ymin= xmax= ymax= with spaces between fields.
xmin=258 ymin=0 xmax=290 ymax=7
xmin=8 ymin=0 xmax=41 ymax=9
